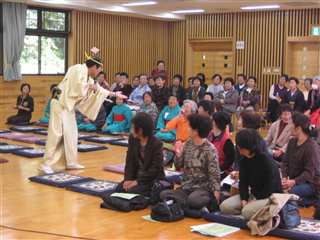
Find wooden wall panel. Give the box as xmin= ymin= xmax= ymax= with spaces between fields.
xmin=168 ymin=21 xmax=186 ymax=79
xmin=287 ymin=8 xmax=320 ymax=37
xmin=70 ymin=11 xmax=172 ymax=84
xmin=234 ymin=11 xmax=285 ymax=108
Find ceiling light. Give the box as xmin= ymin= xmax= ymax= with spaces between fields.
xmin=152 ymin=13 xmax=179 ymax=19
xmin=98 ymin=6 xmax=131 ymax=13
xmin=241 ymin=5 xmax=280 ymax=10
xmin=172 ymin=9 xmax=205 ymax=14
xmin=122 ymin=1 xmax=157 ymax=7
xmin=33 ymin=0 xmax=71 ymax=4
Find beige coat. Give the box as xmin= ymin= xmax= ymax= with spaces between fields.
xmin=247 ymin=193 xmax=299 ymax=236
xmin=265 ymin=120 xmax=293 ymax=153
xmin=44 ymin=64 xmax=111 ymax=168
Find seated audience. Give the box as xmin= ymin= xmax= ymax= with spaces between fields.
xmin=281 ymin=112 xmax=320 ymax=204
xmin=110 ymin=72 xmax=121 ymax=91
xmin=160 ymin=114 xmax=220 ymax=212
xmin=220 ymin=129 xmax=282 ymax=220
xmin=186 ymin=76 xmax=194 ymax=93
xmin=197 ymin=72 xmax=208 ymax=89
xmin=155 ymin=96 xmax=181 ymax=142
xmin=265 ymin=104 xmax=293 ymax=162
xmin=117 ymin=112 xmax=165 ymax=196
xmin=152 ymin=76 xmax=169 ymax=111
xmin=39 ymin=84 xmax=58 ymax=124
xmin=208 ymin=112 xmax=235 ymax=179
xmin=284 ymin=77 xmax=306 ymax=113
xmin=168 ymin=74 xmax=185 ymax=106
xmin=267 ymin=74 xmax=289 ymax=122
xmin=162 ymin=99 xmax=198 ymax=143
xmin=238 ymin=76 xmax=261 ymax=111
xmin=303 ymin=78 xmax=313 ymax=101
xmin=148 ymin=76 xmax=155 ymax=89
xmin=96 ymin=71 xmax=109 ymax=90
xmin=78 ymin=105 xmax=106 ymax=132
xmin=214 ymin=77 xmax=239 ymax=116
xmin=113 ymin=72 xmax=132 ymax=97
xmin=151 ymin=60 xmax=168 ymax=81
xmin=129 ymin=74 xmax=151 ymax=105
xmin=198 ymin=100 xmax=214 ymax=118
xmin=138 ymin=92 xmax=158 ymax=124
xmin=186 ymin=76 xmax=206 ymax=103
xmin=203 ymin=92 xmax=214 ymax=101
xmin=131 ymin=75 xmax=140 ymax=89
xmin=7 ymin=83 xmax=34 ymax=125
xmin=207 ymin=74 xmax=224 ymax=97
xmin=306 ymin=76 xmax=320 ymax=116
xmin=234 ymin=74 xmax=247 ymax=95
xmin=102 ymin=97 xmax=132 ymax=134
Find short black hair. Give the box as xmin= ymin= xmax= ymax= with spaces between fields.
xmin=237 ymin=74 xmax=247 ymax=80
xmin=173 ymin=74 xmax=183 ymax=82
xmin=20 ymin=83 xmax=31 ymax=92
xmin=280 ymin=74 xmax=289 ymax=81
xmin=115 ymin=72 xmax=121 ymax=76
xmin=279 ymin=104 xmax=293 ymax=115
xmin=120 ymin=72 xmax=129 ymax=78
xmin=155 ymin=75 xmax=164 ymax=81
xmin=187 ymin=113 xmax=212 ymax=138
xmin=197 ymin=73 xmax=206 ymax=83
xmin=143 ymin=91 xmax=153 ymax=101
xmin=236 ymin=128 xmax=263 ymax=155
xmin=212 ymin=112 xmax=231 ymax=131
xmin=198 ymin=100 xmax=214 ymax=116
xmin=157 ymin=60 xmax=165 ymax=66
xmin=240 ymin=111 xmax=261 ymax=129
xmin=192 ymin=76 xmax=201 ymax=84
xmin=50 ymin=84 xmax=58 ymax=91
xmin=85 ymin=58 xmax=102 ymax=68
xmin=224 ymin=77 xmax=235 ymax=85
xmin=97 ymin=71 xmax=106 ymax=78
xmin=204 ymin=92 xmax=214 ymax=100
xmin=212 ymin=74 xmax=222 ymax=81
xmin=188 ymin=76 xmax=195 ymax=82
xmin=248 ymin=76 xmax=257 ymax=82
xmin=132 ymin=112 xmax=154 ymax=137
xmin=289 ymin=77 xmax=299 ymax=85
xmin=292 ymin=112 xmax=311 ymax=136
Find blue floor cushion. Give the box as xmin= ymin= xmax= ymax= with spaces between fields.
xmin=109 ymin=139 xmax=129 ymax=147
xmin=13 ymin=148 xmax=45 ymax=158
xmin=67 ymin=179 xmax=118 ymax=197
xmin=84 ymin=136 xmax=124 ymax=144
xmin=77 ymin=144 xmax=108 ymax=152
xmin=10 ymin=126 xmax=45 ymax=132
xmin=0 ymin=144 xmax=31 ymax=153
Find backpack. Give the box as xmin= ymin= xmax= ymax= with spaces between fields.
xmin=150 ymin=199 xmax=184 ymax=222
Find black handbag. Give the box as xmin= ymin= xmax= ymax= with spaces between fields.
xmin=279 ymin=200 xmax=301 ymax=229
xmin=151 ymin=200 xmax=184 ymax=222
xmin=149 ymin=180 xmax=173 ymax=205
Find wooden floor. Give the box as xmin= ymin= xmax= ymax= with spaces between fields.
xmin=0 ymin=126 xmax=314 ymax=240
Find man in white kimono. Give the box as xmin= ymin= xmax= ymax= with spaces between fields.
xmin=40 ymin=48 xmax=126 ymax=174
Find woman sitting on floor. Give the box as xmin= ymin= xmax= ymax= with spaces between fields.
xmin=265 ymin=104 xmax=293 ymax=162
xmin=102 ymin=96 xmax=132 ymax=134
xmin=281 ymin=112 xmax=320 ymax=206
xmin=7 ymin=83 xmax=34 ymax=125
xmin=237 ymin=76 xmax=261 ymax=112
xmin=116 ymin=112 xmax=165 ymax=196
xmin=78 ymin=105 xmax=106 ymax=132
xmin=39 ymin=84 xmax=59 ymax=124
xmin=160 ymin=114 xmax=220 ymax=214
xmin=155 ymin=95 xmax=181 ymax=142
xmin=220 ymin=128 xmax=283 ymax=220
xmin=208 ymin=112 xmax=235 ymax=179
xmin=138 ymin=91 xmax=159 ymax=124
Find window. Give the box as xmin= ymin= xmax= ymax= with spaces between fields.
xmin=21 ymin=7 xmax=69 ymax=75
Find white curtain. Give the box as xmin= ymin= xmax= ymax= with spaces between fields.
xmin=3 ymin=2 xmax=27 ymax=81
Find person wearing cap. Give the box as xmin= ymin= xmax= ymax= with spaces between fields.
xmin=40 ymin=47 xmax=127 ymax=174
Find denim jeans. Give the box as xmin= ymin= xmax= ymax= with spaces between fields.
xmin=289 ymin=183 xmax=317 ymax=206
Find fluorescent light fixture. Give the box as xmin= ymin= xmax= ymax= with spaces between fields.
xmin=33 ymin=0 xmax=71 ymax=3
xmin=122 ymin=1 xmax=157 ymax=7
xmin=172 ymin=9 xmax=205 ymax=14
xmin=152 ymin=13 xmax=178 ymax=19
xmin=241 ymin=5 xmax=280 ymax=10
xmin=98 ymin=6 xmax=132 ymax=13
